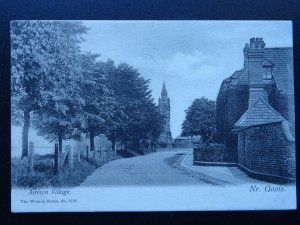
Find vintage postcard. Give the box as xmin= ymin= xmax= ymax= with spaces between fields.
xmin=11 ymin=20 xmax=296 ymax=212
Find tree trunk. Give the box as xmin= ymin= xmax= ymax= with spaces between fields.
xmin=58 ymin=135 xmax=63 ymax=153
xmin=54 ymin=143 xmax=59 ymax=174
xmin=21 ymin=110 xmax=30 ymax=159
xmin=89 ymin=130 xmax=95 ymax=152
xmin=111 ymin=139 xmax=116 ymax=154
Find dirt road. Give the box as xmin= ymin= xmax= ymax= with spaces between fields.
xmin=80 ymin=148 xmax=212 ymax=186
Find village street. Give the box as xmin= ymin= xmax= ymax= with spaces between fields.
xmin=80 ymin=148 xmax=269 ymax=186
xmin=80 ymin=148 xmax=206 ymax=186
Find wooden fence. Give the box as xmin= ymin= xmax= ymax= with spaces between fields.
xmin=27 ymin=141 xmax=104 ymax=175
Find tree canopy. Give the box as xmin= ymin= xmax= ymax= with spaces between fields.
xmin=105 ymin=62 xmax=164 ymax=151
xmin=181 ymin=97 xmax=216 ymax=143
xmin=11 ymin=21 xmax=164 ymax=156
xmin=11 ymin=21 xmax=87 ymax=157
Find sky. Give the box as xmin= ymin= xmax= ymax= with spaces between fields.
xmin=79 ymin=21 xmax=292 ymax=137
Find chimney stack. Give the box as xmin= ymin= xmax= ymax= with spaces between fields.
xmin=248 ymin=37 xmax=265 ymax=63
xmin=246 ymin=38 xmax=267 ymax=107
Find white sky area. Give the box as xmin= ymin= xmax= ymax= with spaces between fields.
xmin=79 ymin=21 xmax=292 ymax=137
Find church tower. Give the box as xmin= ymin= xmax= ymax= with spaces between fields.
xmin=158 ymin=82 xmax=173 ymax=148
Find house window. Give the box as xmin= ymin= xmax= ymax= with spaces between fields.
xmin=263 ymin=67 xmax=272 ymax=79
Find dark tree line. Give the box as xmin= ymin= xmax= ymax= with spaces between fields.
xmin=11 ymin=21 xmax=164 ymax=159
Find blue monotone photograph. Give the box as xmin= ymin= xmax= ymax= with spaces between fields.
xmin=10 ymin=20 xmax=296 ymax=212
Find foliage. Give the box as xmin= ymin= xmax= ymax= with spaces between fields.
xmin=11 ymin=21 xmax=87 ymax=157
xmin=11 ymin=20 xmax=163 ymax=157
xmin=31 ymin=22 xmax=87 ymax=148
xmin=11 ymin=20 xmax=87 ymax=124
xmin=182 ymin=97 xmax=216 ymax=143
xmin=76 ymin=53 xmax=115 ymax=151
xmin=11 ymin=152 xmax=123 ymax=188
xmin=105 ymin=61 xmax=164 ymax=152
xmin=193 ymin=143 xmax=227 ymax=162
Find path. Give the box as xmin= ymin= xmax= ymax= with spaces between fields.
xmin=80 ymin=148 xmax=270 ymax=186
xmin=181 ymin=151 xmax=270 ymax=185
xmin=81 ymin=148 xmax=213 ymax=186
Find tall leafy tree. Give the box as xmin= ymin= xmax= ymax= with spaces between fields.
xmin=94 ymin=60 xmax=123 ymax=152
xmin=78 ymin=53 xmax=115 ymax=152
xmin=181 ymin=97 xmax=216 ymax=144
xmin=31 ymin=66 xmax=85 ymax=153
xmin=106 ymin=62 xmax=163 ymax=152
xmin=11 ymin=21 xmax=87 ymax=157
xmin=33 ymin=22 xmax=87 ymax=152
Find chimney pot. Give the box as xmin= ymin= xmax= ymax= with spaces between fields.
xmin=248 ymin=37 xmax=265 ymax=49
xmin=261 ymin=40 xmax=265 ymax=48
xmin=244 ymin=43 xmax=249 ymax=49
xmin=250 ymin=38 xmax=255 ymax=48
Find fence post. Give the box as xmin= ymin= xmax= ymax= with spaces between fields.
xmin=77 ymin=144 xmax=81 ymax=162
xmin=99 ymin=146 xmax=101 ymax=157
xmin=93 ymin=146 xmax=96 ymax=158
xmin=86 ymin=145 xmax=89 ymax=159
xmin=54 ymin=143 xmax=59 ymax=174
xmin=28 ymin=142 xmax=34 ymax=172
xmin=67 ymin=145 xmax=73 ymax=168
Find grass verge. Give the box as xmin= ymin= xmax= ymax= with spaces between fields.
xmin=11 ymin=151 xmax=123 ymax=188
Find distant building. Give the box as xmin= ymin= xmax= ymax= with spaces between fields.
xmin=174 ymin=135 xmax=201 ymax=148
xmin=174 ymin=135 xmax=193 ymax=148
xmin=215 ymin=38 xmax=295 ymax=180
xmin=158 ymin=82 xmax=173 ymax=148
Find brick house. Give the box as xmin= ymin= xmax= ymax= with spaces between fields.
xmin=215 ymin=38 xmax=295 ymax=180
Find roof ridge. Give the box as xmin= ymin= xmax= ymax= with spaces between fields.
xmin=229 ymin=67 xmax=245 ymax=79
xmin=234 ymin=68 xmax=246 ymax=78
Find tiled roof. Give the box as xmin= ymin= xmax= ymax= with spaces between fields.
xmin=217 ymin=68 xmax=248 ymax=96
xmin=219 ymin=47 xmax=293 ymax=94
xmin=225 ymin=68 xmax=248 ymax=87
xmin=234 ymin=68 xmax=248 ymax=85
xmin=235 ymin=98 xmax=284 ymax=127
xmin=264 ymin=48 xmax=294 ymax=94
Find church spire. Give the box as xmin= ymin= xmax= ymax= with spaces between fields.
xmin=161 ymin=82 xmax=168 ymax=96
xmin=158 ymin=82 xmax=172 ymax=148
